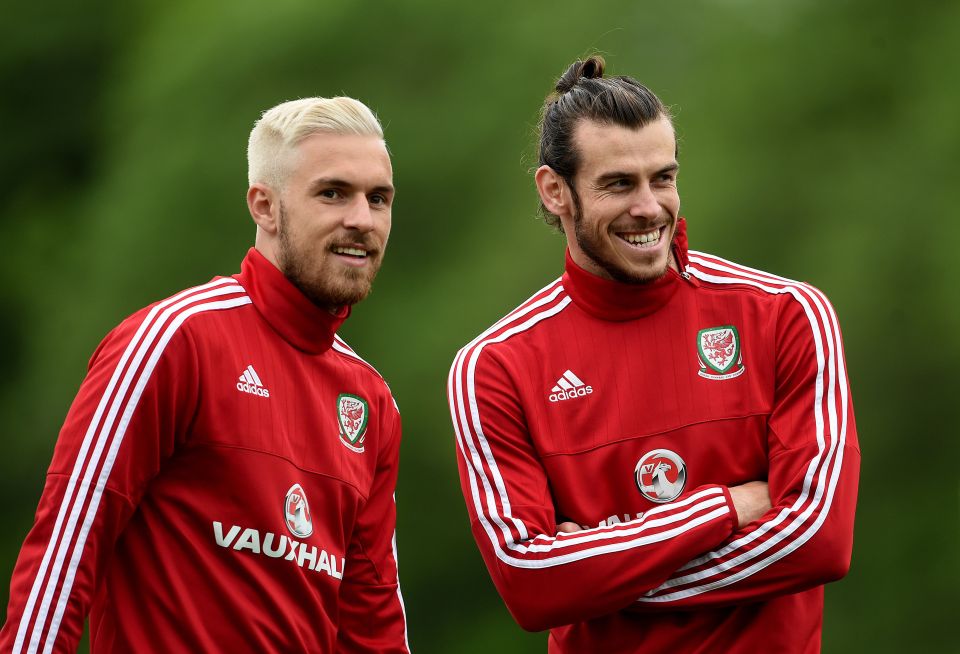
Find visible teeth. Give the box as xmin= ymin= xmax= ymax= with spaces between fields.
xmin=333 ymin=246 xmax=367 ymax=257
xmin=621 ymin=229 xmax=661 ymax=246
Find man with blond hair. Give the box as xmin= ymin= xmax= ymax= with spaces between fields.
xmin=1 ymin=97 xmax=409 ymax=653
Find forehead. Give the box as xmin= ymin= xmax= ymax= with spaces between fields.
xmin=572 ymin=117 xmax=676 ymax=177
xmin=287 ymin=132 xmax=393 ymax=188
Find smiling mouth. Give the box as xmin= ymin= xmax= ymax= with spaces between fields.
xmin=616 ymin=227 xmax=663 ymax=249
xmin=331 ymin=245 xmax=370 ymax=259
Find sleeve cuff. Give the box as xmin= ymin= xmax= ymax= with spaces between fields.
xmin=718 ymin=484 xmax=739 ymax=535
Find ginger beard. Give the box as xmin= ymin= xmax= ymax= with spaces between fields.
xmin=276 ymin=203 xmax=383 ymax=310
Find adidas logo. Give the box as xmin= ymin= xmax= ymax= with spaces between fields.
xmin=548 ymin=369 xmax=593 ymax=403
xmin=237 ymin=364 xmax=270 ymax=398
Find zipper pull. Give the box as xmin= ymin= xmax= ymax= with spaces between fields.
xmin=680 ymin=269 xmax=698 ymax=287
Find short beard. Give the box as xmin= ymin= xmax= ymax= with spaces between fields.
xmin=277 ymin=205 xmax=375 ymax=310
xmin=568 ymin=183 xmax=672 ymax=285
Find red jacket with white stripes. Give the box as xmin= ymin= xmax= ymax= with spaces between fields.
xmin=447 ymin=220 xmax=859 ymax=653
xmin=1 ymin=248 xmax=409 ymax=653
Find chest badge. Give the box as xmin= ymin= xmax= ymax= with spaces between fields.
xmin=697 ymin=325 xmax=746 ymax=380
xmin=284 ymin=483 xmax=313 ymax=538
xmin=635 ymin=449 xmax=687 ymax=503
xmin=337 ymin=393 xmax=369 ymax=453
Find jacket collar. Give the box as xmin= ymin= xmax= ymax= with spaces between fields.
xmin=561 ymin=218 xmax=690 ymax=322
xmin=235 ymin=247 xmax=349 ymax=354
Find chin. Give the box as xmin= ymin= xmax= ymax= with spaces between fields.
xmin=326 ymin=282 xmax=373 ymax=307
xmin=604 ymin=255 xmax=669 ymax=284
xmin=624 ymin=268 xmax=669 ymax=284
xmin=290 ymin=271 xmax=369 ymax=309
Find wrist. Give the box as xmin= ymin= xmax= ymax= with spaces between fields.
xmin=719 ymin=484 xmax=739 ymax=534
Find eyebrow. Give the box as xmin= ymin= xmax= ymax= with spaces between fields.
xmin=595 ymin=162 xmax=680 ymax=184
xmin=595 ymin=162 xmax=679 ymax=183
xmin=657 ymin=162 xmax=680 ymax=175
xmin=308 ymin=177 xmax=395 ymax=195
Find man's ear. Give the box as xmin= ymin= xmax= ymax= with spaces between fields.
xmin=535 ymin=165 xmax=571 ymax=219
xmin=247 ymin=183 xmax=280 ymax=234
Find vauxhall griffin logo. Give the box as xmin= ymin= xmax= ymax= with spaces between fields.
xmin=635 ymin=449 xmax=687 ymax=503
xmin=284 ymin=483 xmax=313 ymax=538
xmin=210 ymin=482 xmax=343 ymax=581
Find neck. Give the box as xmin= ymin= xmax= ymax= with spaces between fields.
xmin=561 ymin=218 xmax=690 ymax=321
xmin=236 ymin=248 xmax=349 ymax=354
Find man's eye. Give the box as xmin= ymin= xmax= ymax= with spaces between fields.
xmin=608 ymin=179 xmax=631 ymax=189
xmin=369 ymin=194 xmax=387 ymax=206
xmin=319 ymin=189 xmax=340 ymax=199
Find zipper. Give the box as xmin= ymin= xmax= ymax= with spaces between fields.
xmin=679 ymin=268 xmax=699 ymax=287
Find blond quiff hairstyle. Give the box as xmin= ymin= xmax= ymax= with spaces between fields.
xmin=247 ymin=96 xmax=384 ymax=189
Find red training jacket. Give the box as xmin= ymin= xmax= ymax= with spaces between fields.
xmin=1 ymin=248 xmax=409 ymax=653
xmin=448 ymin=220 xmax=859 ymax=653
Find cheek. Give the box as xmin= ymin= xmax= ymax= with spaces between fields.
xmin=580 ymin=200 xmax=614 ymax=234
xmin=662 ymin=189 xmax=681 ymax=213
xmin=378 ymin=213 xmax=392 ymax=240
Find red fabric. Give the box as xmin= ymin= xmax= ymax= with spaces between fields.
xmin=1 ymin=249 xmax=408 ymax=653
xmin=239 ymin=247 xmax=349 ymax=353
xmin=560 ymin=217 xmax=689 ymax=321
xmin=448 ymin=235 xmax=859 ymax=653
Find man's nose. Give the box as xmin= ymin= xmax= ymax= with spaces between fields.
xmin=629 ymin=184 xmax=661 ymax=219
xmin=343 ymin=195 xmax=375 ymax=232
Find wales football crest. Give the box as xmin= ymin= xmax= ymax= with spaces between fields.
xmin=337 ymin=393 xmax=369 ymax=453
xmin=697 ymin=325 xmax=745 ymax=380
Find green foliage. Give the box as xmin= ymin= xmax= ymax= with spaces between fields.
xmin=2 ymin=0 xmax=957 ymax=650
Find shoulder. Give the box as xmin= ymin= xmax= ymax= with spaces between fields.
xmin=686 ymin=249 xmax=843 ymax=345
xmin=114 ymin=276 xmax=250 ymax=335
xmin=330 ymin=334 xmax=399 ymax=414
xmin=451 ymin=276 xmax=570 ymax=366
xmin=686 ymin=249 xmax=834 ymax=305
xmin=94 ymin=276 xmax=251 ymax=365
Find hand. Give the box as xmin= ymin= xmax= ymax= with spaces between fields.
xmin=728 ymin=481 xmax=772 ymax=528
xmin=556 ymin=522 xmax=585 ymax=534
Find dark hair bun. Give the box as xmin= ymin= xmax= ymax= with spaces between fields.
xmin=556 ymin=55 xmax=606 ymax=93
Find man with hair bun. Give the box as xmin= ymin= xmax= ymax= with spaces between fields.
xmin=2 ymin=96 xmax=409 ymax=652
xmin=448 ymin=56 xmax=859 ymax=652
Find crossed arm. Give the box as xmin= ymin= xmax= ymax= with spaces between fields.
xmin=556 ymin=480 xmax=772 ymax=535
xmin=448 ymin=290 xmax=859 ymax=630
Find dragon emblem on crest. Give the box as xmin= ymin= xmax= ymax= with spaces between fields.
xmin=337 ymin=393 xmax=369 ymax=453
xmin=697 ymin=326 xmax=746 ymax=380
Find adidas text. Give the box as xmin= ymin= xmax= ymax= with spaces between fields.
xmin=237 ymin=382 xmax=270 ymax=398
xmin=549 ymin=386 xmax=593 ymax=402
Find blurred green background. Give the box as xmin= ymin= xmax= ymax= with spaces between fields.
xmin=2 ymin=0 xmax=957 ymax=651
